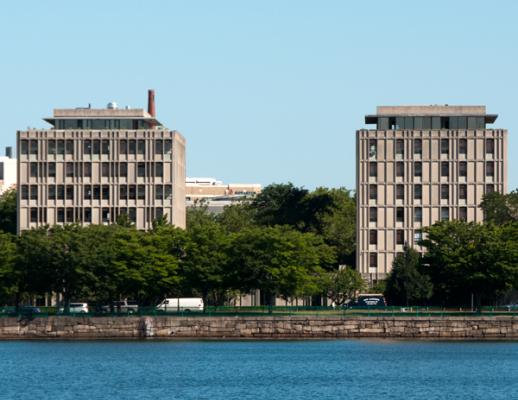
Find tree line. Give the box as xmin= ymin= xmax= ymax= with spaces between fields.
xmin=1 ymin=185 xmax=517 ymax=309
xmin=0 ymin=185 xmax=363 ymax=309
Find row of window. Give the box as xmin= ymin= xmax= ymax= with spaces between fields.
xmin=376 ymin=116 xmax=486 ymax=131
xmin=20 ymin=139 xmax=173 ymax=157
xmin=369 ymin=161 xmax=495 ymax=178
xmin=54 ymin=119 xmax=153 ymax=130
xmin=369 ymin=229 xmax=423 ymax=246
xmin=368 ymin=183 xmax=495 ymax=202
xmin=369 ymin=138 xmax=495 ymax=158
xmin=28 ymin=206 xmax=165 ymax=224
xmin=26 ymin=162 xmax=166 ymax=179
xmin=368 ymin=206 xmax=463 ymax=224
xmin=21 ymin=184 xmax=173 ymax=201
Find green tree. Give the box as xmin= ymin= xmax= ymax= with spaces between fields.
xmin=421 ymin=221 xmax=518 ymax=306
xmin=226 ymin=226 xmax=336 ymax=304
xmin=0 ymin=189 xmax=16 ymax=234
xmin=324 ymin=267 xmax=365 ymax=306
xmin=0 ymin=232 xmax=17 ymax=304
xmin=480 ymin=190 xmax=518 ymax=224
xmin=216 ymin=203 xmax=256 ymax=233
xmin=384 ymin=246 xmax=433 ymax=306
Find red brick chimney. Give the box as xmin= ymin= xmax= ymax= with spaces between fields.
xmin=147 ymin=89 xmax=156 ymax=117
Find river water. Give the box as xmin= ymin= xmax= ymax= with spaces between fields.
xmin=1 ymin=340 xmax=517 ymax=399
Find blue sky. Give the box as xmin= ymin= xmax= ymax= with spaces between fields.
xmin=0 ymin=0 xmax=516 ymax=190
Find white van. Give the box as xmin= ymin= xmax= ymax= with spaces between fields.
xmin=156 ymin=298 xmax=204 ymax=312
xmin=58 ymin=302 xmax=89 ymax=314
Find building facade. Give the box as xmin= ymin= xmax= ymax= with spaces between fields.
xmin=356 ymin=105 xmax=507 ymax=282
xmin=0 ymin=147 xmax=16 ymax=195
xmin=186 ymin=177 xmax=261 ymax=213
xmin=17 ymin=91 xmax=186 ymax=232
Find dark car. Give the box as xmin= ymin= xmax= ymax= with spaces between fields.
xmin=19 ymin=305 xmax=42 ymax=315
xmin=102 ymin=300 xmax=139 ymax=314
xmin=348 ymin=294 xmax=387 ymax=308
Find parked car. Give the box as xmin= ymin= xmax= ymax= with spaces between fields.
xmin=156 ymin=298 xmax=204 ymax=312
xmin=347 ymin=294 xmax=387 ymax=308
xmin=102 ymin=300 xmax=139 ymax=314
xmin=58 ymin=303 xmax=89 ymax=314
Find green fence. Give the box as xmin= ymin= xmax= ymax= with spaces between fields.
xmin=2 ymin=305 xmax=518 ymax=318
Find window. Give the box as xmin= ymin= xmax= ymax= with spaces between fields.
xmin=128 ymin=208 xmax=136 ymax=222
xmin=414 ymin=207 xmax=422 ymax=223
xmin=48 ymin=186 xmax=56 ymax=200
xmin=414 ymin=162 xmax=422 ymax=177
xmin=120 ymin=185 xmax=128 ymax=200
xmin=57 ymin=140 xmax=65 ymax=155
xmin=414 ymin=184 xmax=422 ymax=200
xmin=84 ymin=186 xmax=92 ymax=200
xmin=459 ymin=207 xmax=467 ymax=222
xmin=93 ymin=185 xmax=100 ymax=200
xmin=459 ymin=161 xmax=467 ymax=177
xmin=155 ymin=185 xmax=163 ymax=200
xmin=129 ymin=185 xmax=136 ymax=200
xmin=369 ymin=139 xmax=377 ymax=158
xmin=441 ymin=184 xmax=449 ymax=200
xmin=66 ymin=162 xmax=74 ymax=178
xmin=155 ymin=208 xmax=164 ymax=220
xmin=137 ymin=139 xmax=145 ymax=155
xmin=396 ymin=162 xmax=404 ymax=177
xmin=414 ymin=231 xmax=422 ymax=243
xmin=137 ymin=162 xmax=145 ymax=177
xmin=155 ymin=139 xmax=163 ymax=154
xmin=65 ymin=140 xmax=74 ymax=155
xmin=459 ymin=139 xmax=467 ymax=155
xmin=30 ymin=140 xmax=38 ymax=155
xmin=369 ymin=184 xmax=377 ymax=200
xmin=21 ymin=185 xmax=29 ymax=200
xmin=30 ymin=186 xmax=38 ymax=200
xmin=396 ymin=184 xmax=404 ymax=200
xmin=84 ymin=162 xmax=92 ymax=178
xmin=102 ymin=208 xmax=110 ymax=223
xmin=441 ymin=207 xmax=449 ymax=221
xmin=129 ymin=140 xmax=136 ymax=155
xmin=101 ymin=139 xmax=110 ymax=155
xmin=84 ymin=208 xmax=92 ymax=223
xmin=486 ymin=162 xmax=494 ymax=177
xmin=93 ymin=140 xmax=101 ymax=155
xmin=57 ymin=208 xmax=65 ymax=223
xmin=48 ymin=140 xmax=56 ymax=155
xmin=65 ymin=186 xmax=73 ymax=200
xmin=164 ymin=140 xmax=172 ymax=155
xmin=21 ymin=140 xmax=29 ymax=155
xmin=486 ymin=184 xmax=495 ymax=194
xmin=155 ymin=162 xmax=163 ymax=178
xmin=369 ymin=253 xmax=378 ymax=269
xmin=102 ymin=162 xmax=110 ymax=177
xmin=137 ymin=185 xmax=145 ymax=200
xmin=29 ymin=162 xmax=38 ymax=178
xmin=48 ymin=162 xmax=56 ymax=178
xmin=396 ymin=207 xmax=404 ymax=223
xmin=57 ymin=185 xmax=65 ymax=200
xmin=441 ymin=139 xmax=449 ymax=155
xmin=120 ymin=162 xmax=127 ymax=177
xmin=486 ymin=139 xmax=494 ymax=155
xmin=369 ymin=162 xmax=377 ymax=178
xmin=0 ymin=162 xmax=3 ymax=180
xmin=84 ymin=140 xmax=92 ymax=155
xmin=395 ymin=139 xmax=404 ymax=157
xmin=441 ymin=161 xmax=449 ymax=177
xmin=30 ymin=208 xmax=38 ymax=223
xmin=369 ymin=207 xmax=377 ymax=223
xmin=164 ymin=185 xmax=172 ymax=200
xmin=369 ymin=230 xmax=377 ymax=245
xmin=102 ymin=186 xmax=109 ymax=200
xmin=120 ymin=139 xmax=127 ymax=155
xmin=459 ymin=184 xmax=467 ymax=200
xmin=396 ymin=230 xmax=404 ymax=245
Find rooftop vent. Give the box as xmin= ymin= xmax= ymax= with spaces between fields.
xmin=107 ymin=101 xmax=118 ymax=109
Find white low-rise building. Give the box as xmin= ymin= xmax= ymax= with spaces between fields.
xmin=0 ymin=147 xmax=16 ymax=195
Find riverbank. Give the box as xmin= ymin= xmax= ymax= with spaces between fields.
xmin=2 ymin=315 xmax=518 ymax=340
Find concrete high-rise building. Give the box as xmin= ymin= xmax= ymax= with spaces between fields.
xmin=356 ymin=105 xmax=507 ymax=282
xmin=17 ymin=91 xmax=186 ymax=232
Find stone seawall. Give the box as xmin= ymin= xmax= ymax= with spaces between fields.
xmin=1 ymin=316 xmax=518 ymax=339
